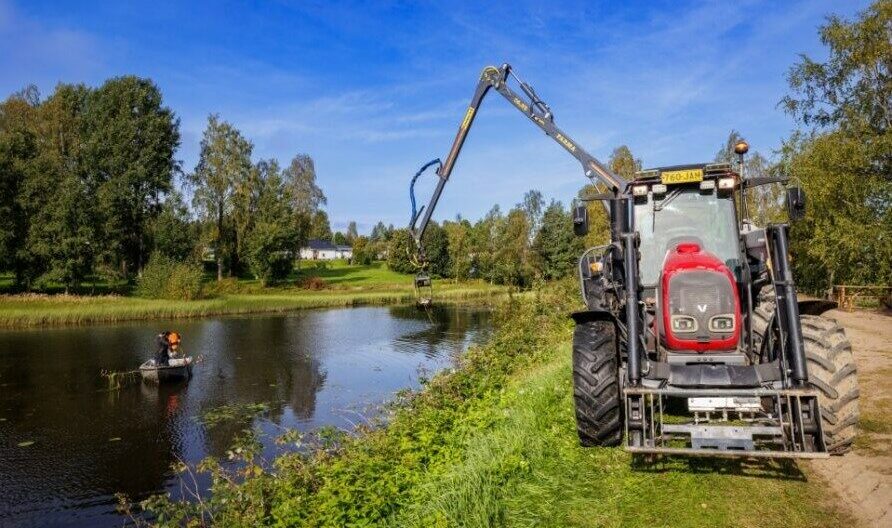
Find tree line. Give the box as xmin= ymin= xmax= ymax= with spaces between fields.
xmin=780 ymin=0 xmax=891 ymax=293
xmin=189 ymin=115 xmax=326 ymax=285
xmin=372 ymin=146 xmax=639 ymax=287
xmin=0 ymin=80 xmax=329 ymax=292
xmin=0 ymin=79 xmax=179 ymax=292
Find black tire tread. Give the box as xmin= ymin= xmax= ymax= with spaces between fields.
xmin=572 ymin=320 xmax=622 ymax=447
xmin=751 ymin=297 xmax=859 ymax=455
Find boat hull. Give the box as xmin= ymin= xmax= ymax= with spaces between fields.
xmin=139 ymin=358 xmax=193 ymax=383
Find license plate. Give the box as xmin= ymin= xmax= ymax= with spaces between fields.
xmin=688 ymin=397 xmax=761 ymax=412
xmin=661 ymin=168 xmax=703 ymax=184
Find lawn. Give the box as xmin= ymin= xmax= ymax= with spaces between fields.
xmin=297 ymin=260 xmax=417 ymax=287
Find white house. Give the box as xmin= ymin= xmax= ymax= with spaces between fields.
xmin=300 ymin=239 xmax=353 ymax=260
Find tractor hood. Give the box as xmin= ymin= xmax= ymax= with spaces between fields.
xmin=659 ymin=242 xmax=741 ymax=352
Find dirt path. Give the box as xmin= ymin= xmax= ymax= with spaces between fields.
xmin=809 ymin=308 xmax=892 ymax=527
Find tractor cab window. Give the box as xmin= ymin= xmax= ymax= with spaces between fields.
xmin=634 ymin=188 xmax=740 ymax=286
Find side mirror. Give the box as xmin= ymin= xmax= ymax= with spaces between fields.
xmin=573 ymin=204 xmax=589 ymax=236
xmin=786 ymin=186 xmax=807 ymax=221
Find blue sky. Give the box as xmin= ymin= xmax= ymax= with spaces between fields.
xmin=0 ymin=0 xmax=869 ymax=233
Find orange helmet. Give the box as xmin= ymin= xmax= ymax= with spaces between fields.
xmin=168 ymin=332 xmax=181 ymax=345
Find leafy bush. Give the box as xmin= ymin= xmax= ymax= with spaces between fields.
xmin=386 ymin=228 xmax=417 ymax=274
xmin=351 ymin=236 xmax=374 ymax=265
xmin=136 ymin=253 xmax=204 ymax=300
xmin=202 ymin=277 xmax=241 ymax=295
xmin=244 ymin=222 xmax=295 ymax=286
xmin=300 ymin=276 xmax=328 ymax=290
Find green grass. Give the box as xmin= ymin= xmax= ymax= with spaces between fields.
xmin=0 ymin=262 xmax=500 ymax=328
xmin=298 ymin=260 xmax=419 ymax=287
xmin=392 ymin=352 xmax=848 ymax=528
xmin=139 ymin=283 xmax=853 ymax=528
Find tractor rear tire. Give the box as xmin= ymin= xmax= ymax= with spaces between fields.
xmin=752 ymin=302 xmax=859 ymax=454
xmin=572 ymin=320 xmax=622 ymax=447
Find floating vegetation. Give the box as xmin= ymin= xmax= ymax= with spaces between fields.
xmin=200 ymin=402 xmax=270 ymax=428
xmin=100 ymin=369 xmax=141 ymax=391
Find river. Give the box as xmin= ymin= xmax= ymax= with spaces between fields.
xmin=0 ymin=304 xmax=491 ymax=527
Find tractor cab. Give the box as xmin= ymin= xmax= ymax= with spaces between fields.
xmin=628 ymin=164 xmax=748 ymax=362
xmin=630 ymin=163 xmax=742 ymax=290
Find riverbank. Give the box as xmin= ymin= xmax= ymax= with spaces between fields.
xmin=138 ymin=281 xmax=856 ymax=527
xmin=0 ymin=283 xmax=498 ymax=329
xmin=0 ymin=261 xmax=507 ymax=328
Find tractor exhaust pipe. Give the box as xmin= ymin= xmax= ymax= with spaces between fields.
xmin=767 ymin=224 xmax=809 ymax=386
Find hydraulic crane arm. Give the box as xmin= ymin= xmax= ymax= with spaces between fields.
xmin=409 ymin=63 xmax=629 ymax=247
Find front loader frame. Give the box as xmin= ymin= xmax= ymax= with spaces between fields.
xmin=624 ymin=387 xmax=827 ymax=458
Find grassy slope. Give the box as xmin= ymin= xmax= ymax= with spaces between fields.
xmin=393 ymin=350 xmax=849 ymax=528
xmin=144 ymin=283 xmax=854 ymax=528
xmin=0 ymin=262 xmax=498 ymax=328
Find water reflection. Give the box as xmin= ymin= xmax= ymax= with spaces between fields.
xmin=0 ymin=304 xmax=490 ymax=527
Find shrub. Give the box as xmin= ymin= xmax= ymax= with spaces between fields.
xmin=300 ymin=276 xmax=328 ymax=290
xmin=386 ymin=229 xmax=416 ymax=274
xmin=202 ymin=277 xmax=241 ymax=296
xmin=137 ymin=253 xmax=204 ymax=300
xmin=244 ymin=222 xmax=295 ymax=286
xmin=351 ymin=236 xmax=375 ymax=266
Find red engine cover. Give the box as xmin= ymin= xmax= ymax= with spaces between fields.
xmin=660 ymin=243 xmax=741 ymax=352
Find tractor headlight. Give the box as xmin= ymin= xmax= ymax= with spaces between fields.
xmin=708 ymin=314 xmax=735 ymax=333
xmin=671 ymin=315 xmax=698 ymax=333
xmin=632 ymin=184 xmax=648 ymax=197
xmin=718 ymin=177 xmax=735 ymax=191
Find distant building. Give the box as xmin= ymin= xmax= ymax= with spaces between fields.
xmin=300 ymin=239 xmax=353 ymax=260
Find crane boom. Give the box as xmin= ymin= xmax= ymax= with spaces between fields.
xmin=409 ymin=63 xmax=629 ymax=247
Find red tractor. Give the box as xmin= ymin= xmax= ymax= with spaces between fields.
xmin=409 ymin=64 xmax=858 ymax=457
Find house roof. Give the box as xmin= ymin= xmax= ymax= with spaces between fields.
xmin=336 ymin=245 xmax=352 ymax=252
xmin=305 ymin=239 xmax=337 ymax=250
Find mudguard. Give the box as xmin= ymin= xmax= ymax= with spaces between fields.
xmin=570 ymin=309 xmax=616 ymax=325
xmin=798 ymin=298 xmax=838 ymax=316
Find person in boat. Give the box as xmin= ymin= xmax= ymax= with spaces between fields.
xmin=154 ymin=331 xmax=181 ymax=366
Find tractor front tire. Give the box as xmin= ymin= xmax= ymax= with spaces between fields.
xmin=572 ymin=320 xmax=622 ymax=447
xmin=800 ymin=315 xmax=860 ymax=454
xmin=753 ymin=303 xmax=859 ymax=454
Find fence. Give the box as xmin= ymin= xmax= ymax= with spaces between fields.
xmin=832 ymin=285 xmax=892 ymax=311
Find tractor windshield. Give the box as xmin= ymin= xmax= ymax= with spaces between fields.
xmin=634 ymin=189 xmax=740 ymax=286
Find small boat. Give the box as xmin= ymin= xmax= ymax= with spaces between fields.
xmin=139 ymin=357 xmax=194 ymax=383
